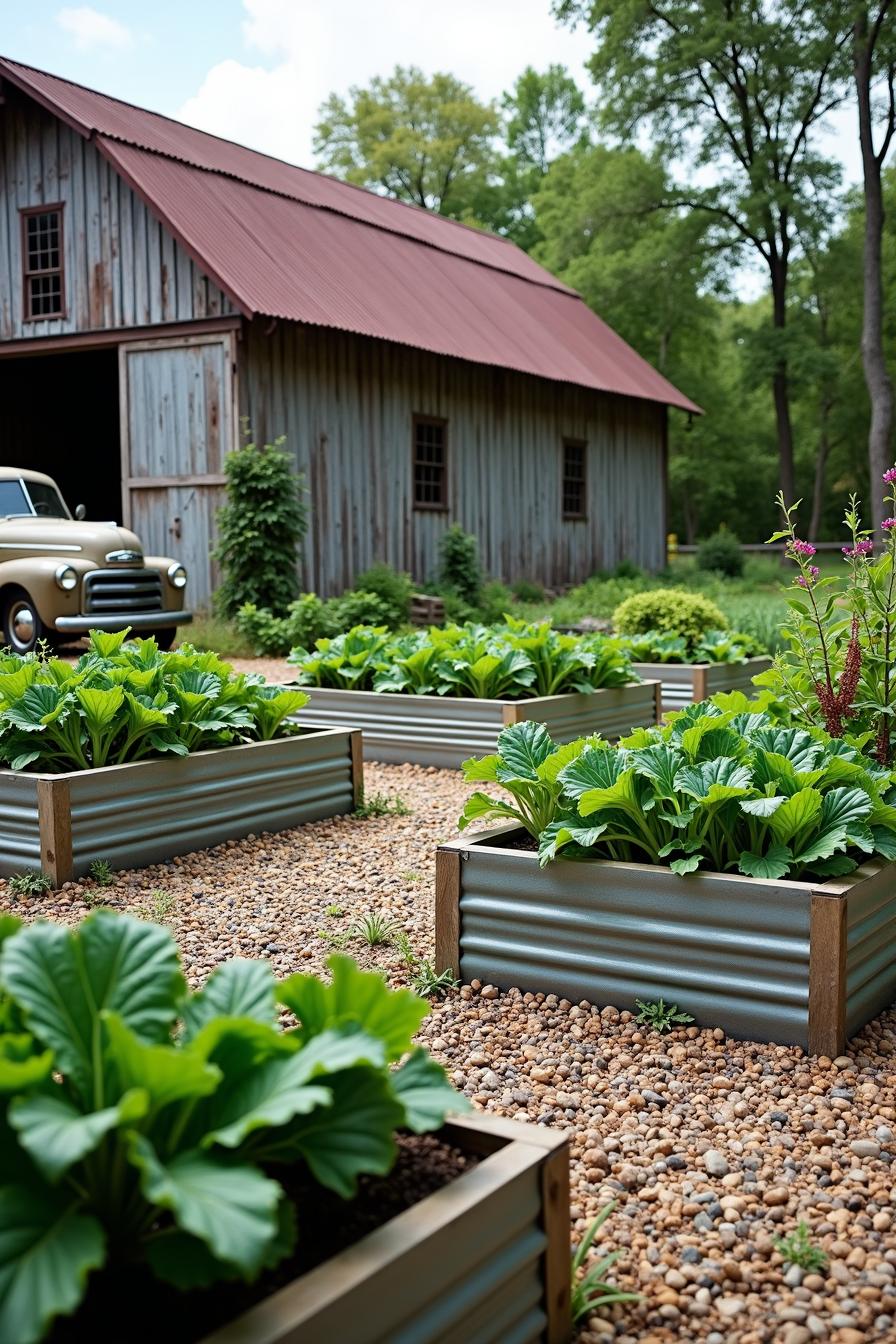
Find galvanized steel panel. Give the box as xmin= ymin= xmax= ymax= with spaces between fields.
xmin=458 ymin=842 xmax=813 ymax=1046
xmin=846 ymin=864 xmax=896 ymax=1038
xmin=0 ymin=773 xmax=42 ymax=875
xmin=295 ymin=684 xmax=656 ymax=768
xmin=633 ymin=659 xmax=773 ymax=714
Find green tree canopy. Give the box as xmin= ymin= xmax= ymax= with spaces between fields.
xmin=313 ymin=66 xmax=499 ymax=217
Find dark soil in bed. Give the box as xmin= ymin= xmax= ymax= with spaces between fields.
xmin=49 ymin=1133 xmax=478 ymax=1343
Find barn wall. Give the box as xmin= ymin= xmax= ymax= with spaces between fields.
xmin=0 ymin=88 xmax=235 ymax=341
xmin=242 ymin=320 xmax=666 ymax=595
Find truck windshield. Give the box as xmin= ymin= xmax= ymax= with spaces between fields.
xmin=25 ymin=481 xmax=69 ymax=518
xmin=0 ymin=480 xmax=31 ymax=516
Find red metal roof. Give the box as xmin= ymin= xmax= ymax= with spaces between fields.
xmin=0 ymin=56 xmax=699 ymax=412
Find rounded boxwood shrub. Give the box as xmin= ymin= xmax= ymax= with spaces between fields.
xmin=612 ymin=588 xmax=728 ymax=644
xmin=696 ymin=528 xmax=744 ymax=578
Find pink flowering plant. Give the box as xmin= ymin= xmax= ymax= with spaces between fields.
xmin=758 ymin=473 xmax=896 ymax=765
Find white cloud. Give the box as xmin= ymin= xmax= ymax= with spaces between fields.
xmin=57 ymin=6 xmax=134 ymax=51
xmin=176 ymin=0 xmax=597 ymax=168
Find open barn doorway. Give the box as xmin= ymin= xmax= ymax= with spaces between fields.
xmin=0 ymin=347 xmax=122 ymax=523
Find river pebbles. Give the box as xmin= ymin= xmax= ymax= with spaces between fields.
xmin=5 ymin=754 xmax=896 ymax=1343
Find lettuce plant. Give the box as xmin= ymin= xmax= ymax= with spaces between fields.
xmin=0 ymin=631 xmax=307 ymax=773
xmin=461 ymin=697 xmax=896 ymax=880
xmin=0 ymin=913 xmax=464 ymax=1344
xmin=289 ymin=619 xmax=636 ymax=700
xmin=625 ymin=629 xmax=764 ymax=664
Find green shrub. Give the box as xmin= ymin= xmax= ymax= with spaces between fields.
xmin=352 ymin=563 xmax=414 ymax=627
xmin=236 ymin=593 xmax=327 ymax=657
xmin=324 ymin=589 xmax=392 ymax=633
xmin=511 ymin=579 xmax=546 ymax=603
xmin=0 ymin=914 xmax=464 ymax=1343
xmin=438 ymin=525 xmax=482 ymax=606
xmin=214 ymin=434 xmax=308 ymax=618
xmin=696 ymin=528 xmax=745 ymax=578
xmin=613 ymin=588 xmax=728 ymax=644
xmin=0 ymin=630 xmax=307 ymax=772
xmin=478 ymin=580 xmax=515 ymax=624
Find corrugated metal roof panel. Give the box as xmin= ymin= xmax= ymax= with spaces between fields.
xmin=0 ymin=55 xmax=700 ymax=412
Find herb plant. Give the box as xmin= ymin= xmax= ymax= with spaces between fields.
xmin=461 ymin=700 xmax=896 ymax=880
xmin=0 ymin=914 xmax=464 ymax=1344
xmin=6 ymin=871 xmax=53 ymax=897
xmin=0 ymin=631 xmax=308 ymax=773
xmin=634 ymin=998 xmax=695 ymax=1032
xmin=774 ymin=1222 xmax=828 ymax=1273
xmin=759 ymin=477 xmax=896 ymax=764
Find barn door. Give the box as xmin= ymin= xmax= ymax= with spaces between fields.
xmin=119 ymin=333 xmax=236 ymax=609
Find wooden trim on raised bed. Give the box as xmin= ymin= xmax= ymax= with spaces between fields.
xmin=541 ymin=1135 xmax=573 ymax=1343
xmin=435 ymin=845 xmax=462 ymax=977
xmin=36 ymin=777 xmax=71 ymax=888
xmin=691 ymin=664 xmax=708 ymax=702
xmin=808 ymin=889 xmax=848 ymax=1058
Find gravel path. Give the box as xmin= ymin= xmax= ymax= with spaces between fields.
xmin=4 ymin=760 xmax=896 ymax=1344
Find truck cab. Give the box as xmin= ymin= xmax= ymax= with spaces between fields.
xmin=0 ymin=468 xmax=192 ymax=653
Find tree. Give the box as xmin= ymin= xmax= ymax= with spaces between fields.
xmin=313 ymin=67 xmax=498 ymax=218
xmin=852 ymin=3 xmax=896 ymax=518
xmin=503 ymin=64 xmax=587 ymax=176
xmin=554 ymin=0 xmax=852 ymax=503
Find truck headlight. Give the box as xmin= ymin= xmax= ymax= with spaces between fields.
xmin=167 ymin=563 xmax=187 ymax=589
xmin=55 ymin=564 xmax=78 ymax=591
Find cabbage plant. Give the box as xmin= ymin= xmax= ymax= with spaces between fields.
xmin=0 ymin=630 xmax=307 ymax=773
xmin=0 ymin=913 xmax=464 ymax=1343
xmin=460 ymin=699 xmax=896 ymax=880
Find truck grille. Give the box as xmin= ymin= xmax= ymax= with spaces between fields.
xmin=84 ymin=569 xmax=164 ymax=614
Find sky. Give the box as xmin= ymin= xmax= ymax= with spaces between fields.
xmin=0 ymin=0 xmax=866 ymax=295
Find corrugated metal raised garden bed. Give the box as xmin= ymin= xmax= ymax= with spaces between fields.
xmin=631 ymin=657 xmax=773 ymax=715
xmin=201 ymin=1113 xmax=571 ymax=1344
xmin=435 ymin=823 xmax=896 ymax=1058
xmin=294 ymin=683 xmax=660 ymax=769
xmin=0 ymin=729 xmax=362 ymax=884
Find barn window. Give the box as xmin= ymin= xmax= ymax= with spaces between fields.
xmin=21 ymin=206 xmax=65 ymax=319
xmin=413 ymin=416 xmax=448 ymax=510
xmin=562 ymin=439 xmax=587 ymax=519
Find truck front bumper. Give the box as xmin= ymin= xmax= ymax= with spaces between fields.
xmin=54 ymin=611 xmax=193 ymax=633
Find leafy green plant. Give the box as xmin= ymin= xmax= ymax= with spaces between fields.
xmin=88 ymin=858 xmax=114 ymax=887
xmin=571 ymin=1201 xmax=641 ymax=1325
xmin=0 ymin=633 xmax=309 ymax=773
xmin=6 ymin=870 xmax=52 ymax=898
xmin=288 ymin=626 xmax=391 ymax=691
xmin=352 ymin=563 xmax=414 ymax=626
xmin=511 ymin=578 xmax=546 ymax=603
xmin=0 ymin=914 xmax=466 ymax=1343
xmin=354 ymin=789 xmax=411 ymax=819
xmin=410 ymin=960 xmax=461 ymax=998
xmin=774 ymin=1222 xmax=828 ymax=1273
xmin=460 ymin=720 xmax=602 ymax=837
xmin=634 ymin=998 xmax=695 ymax=1032
xmin=236 ymin=593 xmax=330 ymax=658
xmin=696 ymin=528 xmax=745 ymax=579
xmin=625 ymin=628 xmax=764 ymax=664
xmin=613 ymin=589 xmax=728 ymax=644
xmin=462 ymin=701 xmax=896 ymax=880
xmin=148 ymin=890 xmax=176 ymax=924
xmin=350 ymin=912 xmax=398 ymax=947
xmin=325 ymin=904 xmax=345 ymax=918
xmin=438 ymin=524 xmax=483 ymax=606
xmin=214 ymin=434 xmax=308 ymax=618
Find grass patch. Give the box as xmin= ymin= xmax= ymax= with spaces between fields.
xmin=176 ymin=613 xmax=255 ymax=659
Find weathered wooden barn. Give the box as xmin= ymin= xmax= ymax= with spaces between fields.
xmin=0 ymin=56 xmax=697 ymax=606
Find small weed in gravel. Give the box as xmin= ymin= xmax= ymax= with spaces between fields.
xmin=147 ymin=889 xmax=176 ymax=924
xmin=634 ymin=997 xmax=694 ymax=1033
xmin=774 ymin=1222 xmax=829 ymax=1273
xmin=402 ymin=870 xmax=422 ymax=882
xmin=88 ymin=858 xmax=115 ymax=887
xmin=355 ymin=789 xmax=411 ymax=819
xmin=82 ymin=890 xmax=109 ymax=909
xmin=7 ymin=871 xmax=52 ymax=899
xmin=350 ymin=911 xmax=398 ymax=947
xmin=318 ymin=928 xmax=351 ymax=949
xmin=325 ymin=903 xmax=345 ymax=917
xmin=571 ymin=1201 xmax=640 ymax=1325
xmin=410 ymin=960 xmax=460 ymax=998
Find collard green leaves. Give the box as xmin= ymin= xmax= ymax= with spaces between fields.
xmin=461 ymin=700 xmax=896 ymax=880
xmin=0 ymin=632 xmax=309 ymax=773
xmin=0 ymin=917 xmax=466 ymax=1341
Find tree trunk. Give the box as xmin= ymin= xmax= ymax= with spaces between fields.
xmin=771 ymin=264 xmax=797 ymax=503
xmin=809 ymin=401 xmax=832 ymax=541
xmin=855 ymin=14 xmax=895 ymax=518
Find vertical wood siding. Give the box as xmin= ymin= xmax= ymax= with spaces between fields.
xmin=0 ymin=89 xmax=234 ymax=340
xmin=242 ymin=320 xmax=666 ymax=595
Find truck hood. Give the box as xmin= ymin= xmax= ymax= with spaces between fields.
xmin=0 ymin=517 xmax=145 ymax=565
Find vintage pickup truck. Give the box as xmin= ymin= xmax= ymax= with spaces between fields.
xmin=0 ymin=467 xmax=192 ymax=653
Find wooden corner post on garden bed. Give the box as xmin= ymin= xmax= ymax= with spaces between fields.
xmin=808 ymin=886 xmax=848 ymax=1058
xmin=37 ymin=777 xmax=73 ymax=887
xmin=435 ymin=842 xmax=463 ymax=978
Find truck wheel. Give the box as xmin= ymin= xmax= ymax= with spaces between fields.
xmin=2 ymin=589 xmax=50 ymax=655
xmin=154 ymin=628 xmax=177 ymax=652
